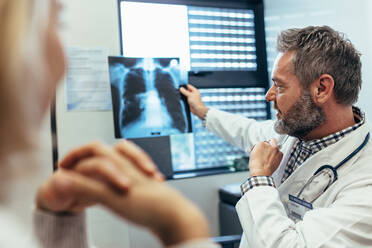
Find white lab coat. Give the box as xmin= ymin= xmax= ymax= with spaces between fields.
xmin=205 ymin=108 xmax=372 ymax=248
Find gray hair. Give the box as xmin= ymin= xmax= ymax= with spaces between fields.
xmin=277 ymin=26 xmax=362 ymax=105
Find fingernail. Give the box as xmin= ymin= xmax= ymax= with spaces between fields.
xmin=143 ymin=163 xmax=156 ymax=174
xmin=155 ymin=172 xmax=165 ymax=182
xmin=119 ymin=176 xmax=131 ymax=189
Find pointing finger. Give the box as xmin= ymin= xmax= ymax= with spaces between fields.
xmin=187 ymin=84 xmax=198 ymax=92
xmin=179 ymin=87 xmax=191 ymax=97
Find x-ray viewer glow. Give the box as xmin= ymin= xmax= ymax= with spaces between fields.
xmin=109 ymin=57 xmax=191 ymax=139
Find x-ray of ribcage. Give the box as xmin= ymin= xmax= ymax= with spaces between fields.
xmin=109 ymin=57 xmax=191 ymax=139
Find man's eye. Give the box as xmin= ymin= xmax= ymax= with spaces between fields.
xmin=276 ymin=86 xmax=284 ymax=92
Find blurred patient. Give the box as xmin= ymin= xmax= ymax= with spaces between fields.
xmin=0 ymin=0 xmax=217 ymax=247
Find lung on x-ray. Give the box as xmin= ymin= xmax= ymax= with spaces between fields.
xmin=109 ymin=57 xmax=191 ymax=139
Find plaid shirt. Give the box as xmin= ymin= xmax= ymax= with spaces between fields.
xmin=241 ymin=107 xmax=365 ymax=195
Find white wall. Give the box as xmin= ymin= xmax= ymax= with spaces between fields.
xmin=264 ymin=0 xmax=372 ymax=118
xmin=58 ymin=0 xmax=249 ymax=247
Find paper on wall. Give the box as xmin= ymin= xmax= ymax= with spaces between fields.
xmin=65 ymin=47 xmax=112 ymax=111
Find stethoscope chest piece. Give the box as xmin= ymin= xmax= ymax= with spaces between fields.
xmin=297 ymin=165 xmax=337 ymax=203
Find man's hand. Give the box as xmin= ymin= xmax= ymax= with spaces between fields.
xmin=180 ymin=84 xmax=209 ymax=120
xmin=249 ymin=139 xmax=283 ymax=177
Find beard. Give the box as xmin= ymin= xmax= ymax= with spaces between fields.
xmin=274 ymin=91 xmax=326 ymax=139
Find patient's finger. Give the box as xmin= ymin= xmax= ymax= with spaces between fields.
xmin=73 ymin=157 xmax=131 ymax=192
xmin=59 ymin=141 xmax=153 ymax=185
xmin=60 ymin=170 xmax=119 ymax=210
xmin=37 ymin=169 xmax=116 ymax=213
xmin=59 ymin=142 xmax=110 ymax=169
xmin=114 ymin=140 xmax=164 ymax=181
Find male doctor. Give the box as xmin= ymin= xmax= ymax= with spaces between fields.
xmin=181 ymin=26 xmax=372 ymax=247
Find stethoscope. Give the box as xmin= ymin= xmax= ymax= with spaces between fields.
xmin=295 ymin=132 xmax=370 ymax=203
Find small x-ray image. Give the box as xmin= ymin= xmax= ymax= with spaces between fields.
xmin=109 ymin=57 xmax=191 ymax=139
xmin=170 ymin=133 xmax=195 ymax=172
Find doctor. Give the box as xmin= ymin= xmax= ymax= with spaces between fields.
xmin=181 ymin=25 xmax=372 ymax=247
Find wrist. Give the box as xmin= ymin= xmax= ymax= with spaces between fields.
xmin=36 ymin=199 xmax=68 ymax=215
xmin=197 ymin=106 xmax=209 ymax=121
xmin=249 ymin=166 xmax=272 ymax=177
xmin=151 ymin=191 xmax=209 ymax=246
xmin=36 ymin=197 xmax=77 ymax=215
xmin=157 ymin=209 xmax=209 ymax=246
xmin=250 ymin=172 xmax=271 ymax=177
xmin=249 ymin=157 xmax=276 ymax=176
xmin=36 ymin=206 xmax=77 ymax=216
xmin=35 ymin=185 xmax=81 ymax=215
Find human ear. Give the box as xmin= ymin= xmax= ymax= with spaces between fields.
xmin=309 ymin=74 xmax=334 ymax=105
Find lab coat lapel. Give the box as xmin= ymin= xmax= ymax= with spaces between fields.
xmin=277 ymin=148 xmax=330 ymax=204
xmin=272 ymin=137 xmax=297 ymax=187
xmin=277 ymin=121 xmax=371 ymax=205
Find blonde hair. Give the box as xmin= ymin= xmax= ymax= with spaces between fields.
xmin=0 ymin=0 xmax=50 ymax=154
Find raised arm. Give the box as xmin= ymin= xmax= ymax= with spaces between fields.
xmin=181 ymin=84 xmax=282 ymax=152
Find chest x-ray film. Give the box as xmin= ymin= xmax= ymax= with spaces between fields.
xmin=109 ymin=57 xmax=192 ymax=139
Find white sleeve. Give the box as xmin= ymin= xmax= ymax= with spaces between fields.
xmin=205 ymin=108 xmax=282 ymax=152
xmin=167 ymin=239 xmax=221 ymax=248
xmin=236 ymin=185 xmax=372 ymax=248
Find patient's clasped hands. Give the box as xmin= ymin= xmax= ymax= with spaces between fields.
xmin=36 ymin=141 xmax=209 ymax=246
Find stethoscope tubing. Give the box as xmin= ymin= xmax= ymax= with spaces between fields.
xmin=313 ymin=132 xmax=369 ymax=178
xmin=333 ymin=132 xmax=370 ymax=171
xmin=296 ymin=132 xmax=370 ymax=201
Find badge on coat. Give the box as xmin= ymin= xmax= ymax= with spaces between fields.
xmin=288 ymin=194 xmax=313 ymax=222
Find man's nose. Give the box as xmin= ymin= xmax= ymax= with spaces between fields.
xmin=265 ymin=85 xmax=276 ymax=102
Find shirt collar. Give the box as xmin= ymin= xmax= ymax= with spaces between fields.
xmin=296 ymin=106 xmax=365 ymax=153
